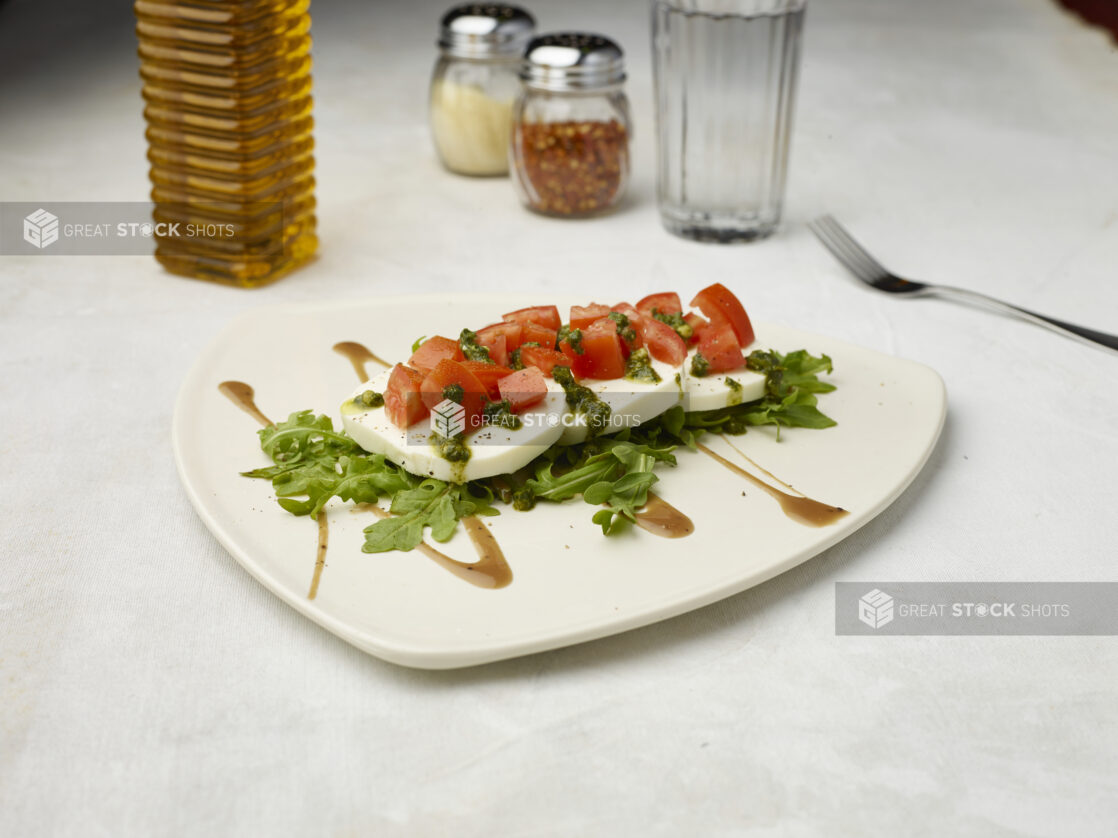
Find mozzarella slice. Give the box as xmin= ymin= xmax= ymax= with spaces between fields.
xmin=556 ymin=358 xmax=685 ymax=445
xmin=681 ymin=351 xmax=766 ymax=412
xmin=341 ymin=370 xmax=567 ymax=483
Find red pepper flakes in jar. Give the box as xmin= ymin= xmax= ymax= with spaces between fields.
xmin=515 ymin=119 xmax=629 ymax=216
xmin=512 ymin=33 xmax=631 ymax=218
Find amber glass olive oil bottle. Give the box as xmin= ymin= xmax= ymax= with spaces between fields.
xmin=134 ymin=0 xmax=318 ymax=287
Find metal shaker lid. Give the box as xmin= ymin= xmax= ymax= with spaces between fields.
xmin=438 ymin=4 xmax=536 ymax=59
xmin=520 ymin=32 xmax=626 ymax=92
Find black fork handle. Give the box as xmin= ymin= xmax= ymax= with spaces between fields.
xmin=931 ymin=286 xmax=1118 ymax=352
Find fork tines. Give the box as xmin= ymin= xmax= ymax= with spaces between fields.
xmin=808 ymin=215 xmax=891 ymax=283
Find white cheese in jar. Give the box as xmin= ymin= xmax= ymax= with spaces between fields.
xmin=429 ymin=80 xmax=514 ymax=177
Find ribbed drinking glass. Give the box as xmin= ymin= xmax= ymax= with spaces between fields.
xmin=653 ymin=0 xmax=805 ymax=242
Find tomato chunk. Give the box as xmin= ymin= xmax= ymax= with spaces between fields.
xmin=475 ymin=332 xmax=508 ymax=366
xmin=690 ymin=283 xmax=755 ymax=348
xmin=561 ymin=321 xmax=626 ymax=379
xmin=498 ymin=366 xmax=548 ymax=413
xmin=636 ymin=292 xmax=682 ymax=317
xmin=590 ymin=313 xmax=641 ymax=358
xmin=583 ymin=322 xmax=628 ymax=379
xmin=520 ymin=321 xmax=558 ymax=350
xmin=460 ymin=360 xmax=513 ymax=401
xmin=610 ymin=302 xmax=641 ymax=320
xmin=633 ymin=313 xmax=687 ymax=365
xmin=407 ymin=336 xmax=462 ymax=374
xmin=570 ymin=303 xmax=612 ymax=331
xmin=502 ymin=305 xmax=561 ymax=331
xmin=420 ymin=359 xmax=488 ymax=432
xmin=477 ymin=321 xmax=523 ymax=353
xmin=383 ymin=364 xmax=429 ymax=429
xmin=519 ymin=344 xmax=570 ymax=377
xmin=558 ymin=338 xmax=589 ymax=377
xmin=696 ymin=319 xmax=745 ymax=373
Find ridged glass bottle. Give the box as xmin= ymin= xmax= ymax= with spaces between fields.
xmin=134 ymin=0 xmax=318 ymax=287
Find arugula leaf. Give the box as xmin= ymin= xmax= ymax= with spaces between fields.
xmin=361 ymin=481 xmax=453 ymax=551
xmin=522 ymin=434 xmax=677 ymax=534
xmin=254 ymin=410 xmax=362 ymax=468
xmin=739 ymin=391 xmax=836 ymax=432
xmin=362 ymin=480 xmax=497 ymax=552
xmin=590 ymin=446 xmax=663 ymax=533
xmin=242 ymin=412 xmax=415 ymax=518
xmin=748 ymin=348 xmax=836 ymax=397
xmin=644 ymin=404 xmax=697 ymax=449
xmin=314 ymin=455 xmax=416 ymax=517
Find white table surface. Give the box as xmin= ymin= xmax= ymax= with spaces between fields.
xmin=2 ymin=0 xmax=1117 ymax=835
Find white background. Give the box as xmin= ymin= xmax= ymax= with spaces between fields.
xmin=1 ymin=0 xmax=1117 ymax=835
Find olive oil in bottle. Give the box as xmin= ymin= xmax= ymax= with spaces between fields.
xmin=134 ymin=0 xmax=318 ymax=287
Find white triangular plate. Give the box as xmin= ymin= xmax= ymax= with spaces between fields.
xmin=173 ymin=294 xmax=946 ymax=668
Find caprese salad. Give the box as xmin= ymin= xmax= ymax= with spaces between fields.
xmin=342 ymin=284 xmax=774 ymax=480
xmin=243 ymin=284 xmax=838 ymax=554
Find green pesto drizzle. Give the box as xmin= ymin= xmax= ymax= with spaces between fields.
xmin=458 ymin=328 xmax=493 ymax=363
xmin=725 ymin=377 xmax=743 ymax=406
xmin=690 ymin=352 xmax=711 ymax=378
xmin=624 ymin=347 xmax=661 ymax=383
xmin=552 ymin=365 xmax=611 ymax=437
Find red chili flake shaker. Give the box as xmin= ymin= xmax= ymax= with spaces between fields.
xmin=511 ymin=32 xmax=632 ymax=218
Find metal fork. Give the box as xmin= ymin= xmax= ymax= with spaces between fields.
xmin=809 ymin=215 xmax=1118 ymax=352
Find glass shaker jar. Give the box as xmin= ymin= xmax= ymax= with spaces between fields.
xmin=429 ymin=4 xmax=535 ymax=177
xmin=511 ymin=33 xmax=631 ymax=218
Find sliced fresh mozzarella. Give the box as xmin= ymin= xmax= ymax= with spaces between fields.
xmin=341 ymin=370 xmax=567 ymax=482
xmin=556 ymin=358 xmax=684 ymax=445
xmin=681 ymin=351 xmax=766 ymax=412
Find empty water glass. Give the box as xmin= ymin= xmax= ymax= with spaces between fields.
xmin=652 ymin=0 xmax=806 ymax=242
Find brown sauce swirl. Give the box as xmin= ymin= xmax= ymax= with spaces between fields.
xmin=332 ymin=341 xmax=392 ymax=383
xmin=696 ymin=443 xmax=848 ymax=527
xmin=218 ymin=380 xmax=273 ymax=427
xmin=720 ymin=435 xmax=798 ymax=493
xmin=634 ymin=492 xmax=694 ymax=538
xmin=307 ymin=511 xmax=329 ymax=599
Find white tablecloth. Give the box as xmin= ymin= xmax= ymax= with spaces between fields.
xmin=2 ymin=0 xmax=1116 ymax=835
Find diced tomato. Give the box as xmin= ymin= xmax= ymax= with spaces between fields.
xmin=420 ymin=359 xmax=488 ymax=432
xmin=519 ymin=344 xmax=570 ymax=377
xmin=558 ymin=337 xmax=589 ymax=377
xmin=696 ymin=319 xmax=745 ymax=373
xmin=476 ymin=332 xmax=508 ymax=366
xmin=589 ymin=313 xmax=641 ymax=358
xmin=407 ymin=336 xmax=462 ymax=374
xmin=570 ymin=303 xmax=612 ymax=331
xmin=583 ymin=322 xmax=628 ymax=379
xmin=383 ymin=364 xmax=429 ymax=429
xmin=520 ymin=321 xmax=558 ymax=350
xmin=460 ymin=360 xmax=513 ymax=401
xmin=608 ymin=305 xmax=646 ymax=357
xmin=498 ymin=366 xmax=548 ymax=413
xmin=636 ymin=292 xmax=682 ymax=317
xmin=690 ymin=283 xmax=755 ymax=348
xmin=477 ymin=321 xmax=523 ymax=353
xmin=683 ymin=312 xmax=708 ymax=345
xmin=633 ymin=313 xmax=687 ymax=365
xmin=502 ymin=305 xmax=562 ymax=332
xmin=561 ymin=320 xmax=626 ymax=379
